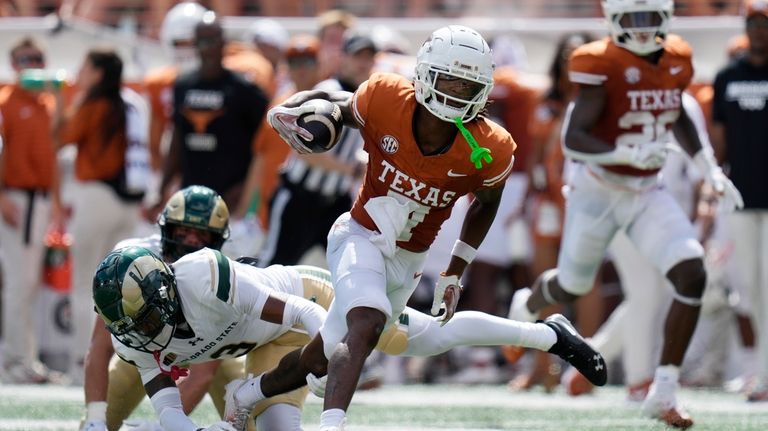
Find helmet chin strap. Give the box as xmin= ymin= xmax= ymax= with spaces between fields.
xmin=454 ymin=117 xmax=493 ymax=169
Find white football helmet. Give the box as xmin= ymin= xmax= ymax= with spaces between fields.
xmin=414 ymin=25 xmax=495 ymax=123
xmin=159 ymin=2 xmax=209 ymax=70
xmin=602 ymin=0 xmax=674 ymax=55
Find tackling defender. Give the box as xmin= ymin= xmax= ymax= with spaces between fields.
xmin=80 ymin=186 xmax=247 ymax=431
xmin=93 ymin=246 xmax=607 ymax=431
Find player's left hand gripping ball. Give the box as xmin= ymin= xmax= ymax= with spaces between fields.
xmin=268 ymin=99 xmax=343 ymax=154
xmin=432 ymin=273 xmax=462 ymax=326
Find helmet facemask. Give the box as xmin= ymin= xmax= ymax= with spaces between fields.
xmin=414 ymin=25 xmax=495 ymax=123
xmin=603 ymin=0 xmax=673 ymax=55
xmin=158 ymin=186 xmax=230 ymax=261
xmin=415 ymin=65 xmax=493 ymax=123
xmin=94 ymin=247 xmax=181 ymax=354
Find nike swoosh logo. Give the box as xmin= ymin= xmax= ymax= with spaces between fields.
xmin=413 ymin=272 xmax=423 ymax=279
xmin=447 ymin=170 xmax=467 ymax=177
xmin=670 ymin=66 xmax=684 ymax=75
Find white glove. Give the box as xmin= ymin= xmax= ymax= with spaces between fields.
xmin=80 ymin=420 xmax=107 ymax=431
xmin=267 ymin=105 xmax=316 ymax=154
xmin=201 ymin=422 xmax=238 ymax=431
xmin=431 ymin=274 xmax=462 ymax=326
xmin=693 ymin=149 xmax=744 ymax=211
xmin=614 ymin=142 xmax=673 ymax=170
xmin=122 ymin=419 xmax=164 ymax=431
xmin=223 ymin=216 xmax=264 ymax=258
xmin=306 ymin=373 xmax=327 ymax=398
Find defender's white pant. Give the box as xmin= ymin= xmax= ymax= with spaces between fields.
xmin=728 ymin=210 xmax=768 ymax=381
xmin=0 ymin=190 xmax=51 ymax=365
xmin=320 ymin=212 xmax=427 ymax=359
xmin=558 ymin=164 xmax=703 ymax=296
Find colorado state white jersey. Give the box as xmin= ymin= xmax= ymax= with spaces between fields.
xmin=113 ymin=248 xmax=305 ymax=383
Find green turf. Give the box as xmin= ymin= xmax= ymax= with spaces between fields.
xmin=1 ymin=384 xmax=767 ymax=430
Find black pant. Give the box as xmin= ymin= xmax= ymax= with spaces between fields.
xmin=260 ymin=181 xmax=352 ymax=266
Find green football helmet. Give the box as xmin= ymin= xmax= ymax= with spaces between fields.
xmin=158 ymin=185 xmax=230 ymax=261
xmin=93 ymin=246 xmax=180 ymax=353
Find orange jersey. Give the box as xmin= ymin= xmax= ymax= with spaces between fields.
xmin=0 ymin=85 xmax=57 ymax=189
xmin=489 ymin=66 xmax=539 ymax=172
xmin=349 ymin=73 xmax=516 ymax=252
xmin=569 ymin=35 xmax=693 ymax=176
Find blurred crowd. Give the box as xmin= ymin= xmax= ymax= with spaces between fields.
xmin=0 ymin=0 xmax=766 ymax=414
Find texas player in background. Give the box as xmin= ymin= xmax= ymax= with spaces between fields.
xmin=508 ymin=0 xmax=744 ymax=428
xmin=257 ymin=25 xmax=605 ymax=431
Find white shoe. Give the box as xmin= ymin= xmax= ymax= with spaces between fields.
xmin=508 ymin=287 xmax=536 ymax=322
xmin=641 ymin=381 xmax=693 ymax=429
xmin=1 ymin=360 xmax=66 ymax=384
xmin=223 ymin=378 xmax=252 ymax=431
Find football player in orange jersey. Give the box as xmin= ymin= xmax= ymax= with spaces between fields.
xmin=508 ymin=0 xmax=743 ymax=428
xmin=247 ymin=25 xmax=608 ymax=431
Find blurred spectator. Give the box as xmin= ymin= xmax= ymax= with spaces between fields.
xmin=158 ymin=13 xmax=269 ymax=243
xmin=711 ymin=0 xmax=768 ymax=401
xmin=242 ymin=34 xmax=323 ymax=228
xmin=247 ymin=18 xmax=291 ymax=97
xmin=258 ymin=30 xmax=373 ymax=266
xmin=316 ymin=9 xmax=356 ymax=80
xmin=54 ymin=48 xmax=144 ymax=382
xmin=0 ymin=37 xmax=64 ymax=384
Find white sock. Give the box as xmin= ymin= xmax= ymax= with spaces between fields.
xmin=237 ymin=374 xmax=265 ymax=406
xmin=405 ymin=311 xmax=556 ymax=356
xmin=654 ymin=365 xmax=680 ymax=386
xmin=320 ymin=408 xmax=346 ymax=429
xmin=509 ymin=287 xmax=536 ymax=322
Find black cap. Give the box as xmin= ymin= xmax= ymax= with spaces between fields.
xmin=342 ymin=32 xmax=378 ymax=55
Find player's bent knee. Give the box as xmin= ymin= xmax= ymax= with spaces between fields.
xmin=669 ymin=258 xmax=706 ymax=296
xmin=668 ymin=258 xmax=706 ymax=305
xmin=346 ymin=307 xmax=387 ymax=351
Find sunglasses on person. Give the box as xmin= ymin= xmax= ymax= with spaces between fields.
xmin=14 ymin=54 xmax=45 ymax=66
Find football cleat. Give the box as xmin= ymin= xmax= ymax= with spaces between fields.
xmin=747 ymin=381 xmax=768 ymax=402
xmin=542 ymin=314 xmax=607 ymax=386
xmin=223 ymin=378 xmax=252 ymax=431
xmin=642 ymin=381 xmax=694 ymax=429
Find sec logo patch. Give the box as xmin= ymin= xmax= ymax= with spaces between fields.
xmin=625 ymin=67 xmax=641 ymax=84
xmin=380 ymin=135 xmax=400 ymax=154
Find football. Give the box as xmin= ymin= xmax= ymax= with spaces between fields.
xmin=296 ymin=99 xmax=344 ymax=153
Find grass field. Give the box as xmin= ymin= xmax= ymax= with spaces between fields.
xmin=2 ymin=384 xmax=768 ymax=430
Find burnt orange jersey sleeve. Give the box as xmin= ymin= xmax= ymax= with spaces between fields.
xmin=490 ymin=66 xmax=538 ymax=173
xmin=349 ymin=73 xmax=515 ymax=252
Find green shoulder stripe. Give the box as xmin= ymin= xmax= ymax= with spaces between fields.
xmin=211 ymin=249 xmax=232 ymax=303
